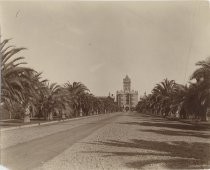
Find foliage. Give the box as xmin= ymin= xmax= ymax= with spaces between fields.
xmin=1 ymin=37 xmax=119 ymax=121
xmin=136 ymin=57 xmax=210 ymax=121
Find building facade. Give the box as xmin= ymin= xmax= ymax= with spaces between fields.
xmin=116 ymin=75 xmax=138 ymax=111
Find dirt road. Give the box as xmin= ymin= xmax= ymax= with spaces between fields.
xmin=1 ymin=112 xmax=210 ymax=170
xmin=1 ymin=113 xmax=121 ymax=170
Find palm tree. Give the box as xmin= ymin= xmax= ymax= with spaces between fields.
xmin=80 ymin=93 xmax=95 ymax=116
xmin=92 ymin=97 xmax=103 ymax=114
xmin=21 ymin=71 xmax=49 ymax=122
xmin=64 ymin=82 xmax=89 ymax=117
xmin=190 ymin=57 xmax=210 ymax=121
xmin=151 ymin=79 xmax=176 ymax=117
xmin=39 ymin=83 xmax=71 ymax=120
xmin=1 ymin=38 xmax=38 ymax=122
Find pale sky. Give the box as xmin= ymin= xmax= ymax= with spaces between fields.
xmin=1 ymin=1 xmax=210 ymax=97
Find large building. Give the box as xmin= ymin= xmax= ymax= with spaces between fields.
xmin=116 ymin=75 xmax=138 ymax=111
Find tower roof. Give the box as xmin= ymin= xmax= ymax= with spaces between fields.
xmin=123 ymin=75 xmax=131 ymax=82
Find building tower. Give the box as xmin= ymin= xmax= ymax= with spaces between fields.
xmin=123 ymin=75 xmax=131 ymax=92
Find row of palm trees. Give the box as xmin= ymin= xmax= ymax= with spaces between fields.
xmin=1 ymin=38 xmax=119 ymax=122
xmin=136 ymin=57 xmax=210 ymax=121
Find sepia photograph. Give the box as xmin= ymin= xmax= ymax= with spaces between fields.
xmin=0 ymin=1 xmax=210 ymax=170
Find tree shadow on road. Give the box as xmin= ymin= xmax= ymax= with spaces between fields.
xmin=86 ymin=139 xmax=210 ymax=169
xmin=123 ymin=113 xmax=185 ymax=125
xmin=84 ymin=113 xmax=210 ymax=169
xmin=120 ymin=121 xmax=210 ymax=131
xmin=140 ymin=129 xmax=210 ymax=139
xmin=124 ymin=113 xmax=162 ymax=120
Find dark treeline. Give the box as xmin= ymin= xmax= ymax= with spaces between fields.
xmin=136 ymin=58 xmax=210 ymax=121
xmin=1 ymin=38 xmax=120 ymax=122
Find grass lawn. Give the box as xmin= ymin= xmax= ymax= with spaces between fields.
xmin=0 ymin=118 xmax=62 ymax=129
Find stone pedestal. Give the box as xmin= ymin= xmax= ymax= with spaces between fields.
xmin=46 ymin=113 xmax=53 ymax=120
xmin=24 ymin=105 xmax=31 ymax=123
xmin=62 ymin=114 xmax=66 ymax=119
xmin=79 ymin=108 xmax=83 ymax=117
xmin=24 ymin=115 xmax=30 ymax=123
xmin=175 ymin=112 xmax=180 ymax=118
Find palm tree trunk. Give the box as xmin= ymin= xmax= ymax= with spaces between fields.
xmin=49 ymin=112 xmax=53 ymax=120
xmin=24 ymin=104 xmax=30 ymax=123
xmin=79 ymin=108 xmax=83 ymax=117
xmin=200 ymin=107 xmax=208 ymax=121
xmin=62 ymin=113 xmax=66 ymax=119
xmin=45 ymin=112 xmax=53 ymax=120
xmin=9 ymin=111 xmax=12 ymax=119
